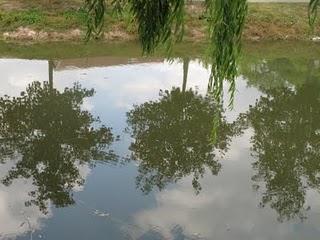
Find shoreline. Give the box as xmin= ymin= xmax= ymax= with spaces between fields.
xmin=2 ymin=27 xmax=320 ymax=43
xmin=0 ymin=40 xmax=319 ymax=60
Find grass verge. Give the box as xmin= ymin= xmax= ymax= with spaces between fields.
xmin=0 ymin=1 xmax=319 ymax=42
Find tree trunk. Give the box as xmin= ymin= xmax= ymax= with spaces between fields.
xmin=182 ymin=58 xmax=190 ymax=92
xmin=48 ymin=60 xmax=54 ymax=89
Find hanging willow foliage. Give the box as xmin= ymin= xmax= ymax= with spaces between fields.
xmin=309 ymin=0 xmax=320 ymax=29
xmin=85 ymin=0 xmax=319 ymax=52
xmin=84 ymin=0 xmax=318 ymax=104
xmin=128 ymin=0 xmax=185 ymax=53
xmin=111 ymin=0 xmax=127 ymax=16
xmin=206 ymin=0 xmax=247 ymax=107
xmin=84 ymin=0 xmax=106 ymax=40
xmin=84 ymin=0 xmax=318 ymax=147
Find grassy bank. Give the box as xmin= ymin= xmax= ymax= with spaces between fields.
xmin=0 ymin=1 xmax=319 ymax=42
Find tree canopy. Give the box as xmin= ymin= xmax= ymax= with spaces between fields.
xmin=0 ymin=81 xmax=117 ymax=213
xmin=127 ymin=87 xmax=239 ymax=194
xmin=238 ymin=65 xmax=320 ymax=221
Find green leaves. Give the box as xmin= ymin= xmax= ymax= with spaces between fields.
xmin=84 ymin=0 xmax=317 ymax=106
xmin=242 ymin=79 xmax=320 ymax=221
xmin=0 ymin=81 xmax=117 ymax=213
xmin=206 ymin=0 xmax=248 ymax=107
xmin=129 ymin=0 xmax=185 ymax=53
xmin=126 ymin=88 xmax=233 ymax=194
xmin=84 ymin=0 xmax=106 ymax=40
xmin=309 ymin=0 xmax=319 ymax=30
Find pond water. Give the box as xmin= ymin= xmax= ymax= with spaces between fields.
xmin=0 ymin=42 xmax=319 ymax=240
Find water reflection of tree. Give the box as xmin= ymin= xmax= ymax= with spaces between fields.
xmin=240 ymin=76 xmax=320 ymax=221
xmin=0 ymin=81 xmax=117 ymax=213
xmin=241 ymin=57 xmax=320 ymax=92
xmin=127 ymin=87 xmax=238 ymax=194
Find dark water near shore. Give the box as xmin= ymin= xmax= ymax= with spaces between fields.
xmin=0 ymin=42 xmax=319 ymax=240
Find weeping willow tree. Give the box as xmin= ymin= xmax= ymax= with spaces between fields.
xmin=309 ymin=0 xmax=320 ymax=29
xmin=84 ymin=0 xmax=106 ymax=39
xmin=85 ymin=0 xmax=318 ymax=105
xmin=129 ymin=0 xmax=185 ymax=53
xmin=206 ymin=0 xmax=247 ymax=106
xmin=84 ymin=0 xmax=247 ymax=104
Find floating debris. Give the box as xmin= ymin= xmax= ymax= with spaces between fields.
xmin=312 ymin=36 xmax=320 ymax=42
xmin=93 ymin=209 xmax=110 ymax=218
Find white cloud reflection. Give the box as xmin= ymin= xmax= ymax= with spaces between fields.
xmin=132 ymin=133 xmax=320 ymax=240
xmin=0 ymin=159 xmax=91 ymax=239
xmin=0 ymin=58 xmax=261 ymax=239
xmin=1 ymin=57 xmax=318 ymax=240
xmin=0 ymin=160 xmax=50 ymax=239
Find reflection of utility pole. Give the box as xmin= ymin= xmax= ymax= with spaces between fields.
xmin=48 ymin=60 xmax=55 ymax=89
xmin=182 ymin=58 xmax=190 ymax=92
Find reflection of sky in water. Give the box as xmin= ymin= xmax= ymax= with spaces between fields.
xmin=0 ymin=160 xmax=50 ymax=239
xmin=0 ymin=58 xmax=319 ymax=240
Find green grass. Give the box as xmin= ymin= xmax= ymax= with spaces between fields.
xmin=0 ymin=8 xmax=90 ymax=31
xmin=0 ymin=9 xmax=44 ymax=31
xmin=245 ymin=3 xmax=315 ymax=39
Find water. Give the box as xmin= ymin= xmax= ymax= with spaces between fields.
xmin=0 ymin=43 xmax=319 ymax=240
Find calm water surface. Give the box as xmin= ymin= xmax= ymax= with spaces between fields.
xmin=0 ymin=44 xmax=319 ymax=240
